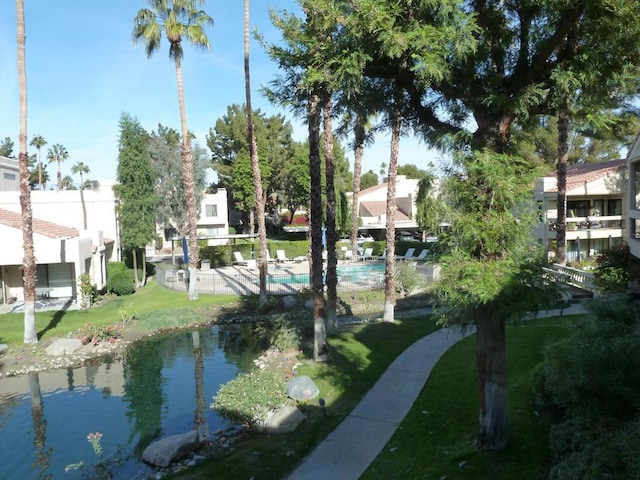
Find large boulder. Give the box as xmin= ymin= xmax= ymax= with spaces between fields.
xmin=262 ymin=405 xmax=305 ymax=433
xmin=45 ymin=338 xmax=83 ymax=357
xmin=287 ymin=375 xmax=319 ymax=402
xmin=142 ymin=430 xmax=200 ymax=468
xmin=281 ymin=295 xmax=298 ymax=309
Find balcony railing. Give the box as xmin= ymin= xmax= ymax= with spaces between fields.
xmin=547 ymin=215 xmax=622 ymax=232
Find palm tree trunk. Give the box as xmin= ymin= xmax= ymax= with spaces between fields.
xmin=141 ymin=249 xmax=147 ymax=287
xmin=383 ymin=97 xmax=401 ymax=323
xmin=37 ymin=151 xmax=42 ymax=190
xmin=244 ymin=0 xmax=267 ymax=304
xmin=56 ymin=162 xmax=62 ymax=191
xmin=174 ymin=56 xmax=199 ymax=300
xmin=556 ymin=96 xmax=569 ymax=265
xmin=16 ymin=0 xmax=37 ymax=343
xmin=323 ymin=95 xmax=338 ymax=332
xmin=309 ymin=92 xmax=328 ymax=362
xmin=351 ymin=115 xmax=364 ymax=259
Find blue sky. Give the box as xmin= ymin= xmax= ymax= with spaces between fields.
xmin=0 ymin=1 xmax=439 ymax=185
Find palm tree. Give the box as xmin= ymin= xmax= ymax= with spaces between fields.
xmin=71 ymin=161 xmax=90 ymax=189
xmin=29 ymin=134 xmax=46 ymax=190
xmin=243 ymin=0 xmax=268 ymax=305
xmin=47 ymin=143 xmax=68 ymax=191
xmin=133 ymin=0 xmax=214 ymax=301
xmin=16 ymin=0 xmax=38 ymax=343
xmin=72 ymin=161 xmax=90 ymax=229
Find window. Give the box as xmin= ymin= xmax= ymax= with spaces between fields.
xmin=607 ymin=199 xmax=622 ymax=216
xmin=3 ymin=172 xmax=16 ymax=180
xmin=205 ymin=204 xmax=217 ymax=217
xmin=567 ymin=200 xmax=589 ymax=217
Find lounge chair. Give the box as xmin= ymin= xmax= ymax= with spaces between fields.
xmin=233 ymin=251 xmax=248 ymax=265
xmin=377 ymin=249 xmax=387 ymax=261
xmin=344 ymin=249 xmax=354 ymax=262
xmin=396 ymin=247 xmax=416 ymax=261
xmin=361 ymin=247 xmax=375 ymax=261
xmin=276 ymin=249 xmax=290 ymax=263
xmin=266 ymin=250 xmax=277 ymax=263
xmin=414 ymin=249 xmax=429 ymax=261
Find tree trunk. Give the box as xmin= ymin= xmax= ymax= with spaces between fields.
xmin=132 ymin=248 xmax=140 ymax=288
xmin=474 ymin=308 xmax=508 ymax=450
xmin=174 ymin=56 xmax=199 ymax=300
xmin=17 ymin=0 xmax=37 ymax=343
xmin=309 ymin=93 xmax=328 ymax=362
xmin=244 ymin=0 xmax=268 ymax=304
xmin=351 ymin=115 xmax=364 ymax=259
xmin=383 ymin=98 xmax=401 ymax=323
xmin=141 ymin=249 xmax=147 ymax=287
xmin=323 ymin=95 xmax=338 ymax=332
xmin=555 ymin=96 xmax=569 ymax=265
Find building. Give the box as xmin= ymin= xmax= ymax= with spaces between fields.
xmin=0 ymin=183 xmax=119 ymax=304
xmin=0 ymin=183 xmax=230 ymax=305
xmin=354 ymin=175 xmax=421 ymax=238
xmin=626 ymin=134 xmax=640 ymax=259
xmin=534 ymin=159 xmax=626 ymax=262
xmin=0 ymin=156 xmax=19 ymax=191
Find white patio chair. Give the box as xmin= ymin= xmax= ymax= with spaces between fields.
xmin=396 ymin=247 xmax=416 ymax=261
xmin=233 ymin=251 xmax=248 ymax=265
xmin=276 ymin=249 xmax=291 ymax=263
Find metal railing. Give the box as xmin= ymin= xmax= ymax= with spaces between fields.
xmin=156 ymin=267 xmax=387 ymax=296
xmin=542 ymin=263 xmax=596 ymax=292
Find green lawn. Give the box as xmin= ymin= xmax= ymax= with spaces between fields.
xmin=0 ymin=279 xmax=237 ymax=346
xmin=361 ymin=317 xmax=578 ymax=480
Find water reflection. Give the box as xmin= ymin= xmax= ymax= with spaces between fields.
xmin=0 ymin=324 xmax=263 ymax=479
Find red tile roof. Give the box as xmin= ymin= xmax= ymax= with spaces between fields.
xmin=0 ymin=208 xmax=80 ymax=239
xmin=544 ymin=159 xmax=626 ymax=193
xmin=360 ymin=200 xmax=410 ymax=221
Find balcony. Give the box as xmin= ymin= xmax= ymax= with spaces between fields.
xmin=546 ymin=215 xmax=623 ymax=239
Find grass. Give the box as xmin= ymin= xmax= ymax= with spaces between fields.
xmin=361 ymin=317 xmax=578 ymax=480
xmin=0 ymin=279 xmax=237 ymax=347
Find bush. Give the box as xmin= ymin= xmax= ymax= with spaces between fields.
xmin=395 ymin=262 xmax=422 ymax=296
xmin=254 ymin=316 xmax=300 ymax=352
xmin=536 ymin=298 xmax=640 ymax=478
xmin=107 ymin=273 xmax=135 ymax=296
xmin=211 ymin=369 xmax=290 ymax=429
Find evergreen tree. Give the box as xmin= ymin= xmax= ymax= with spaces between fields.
xmin=115 ymin=113 xmax=157 ymax=287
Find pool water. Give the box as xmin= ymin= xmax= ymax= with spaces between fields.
xmin=269 ymin=263 xmax=385 ymax=285
xmin=0 ymin=324 xmax=262 ymax=480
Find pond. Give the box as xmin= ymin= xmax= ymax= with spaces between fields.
xmin=0 ymin=324 xmax=263 ymax=480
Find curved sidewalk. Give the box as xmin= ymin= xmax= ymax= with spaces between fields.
xmin=286 ymin=303 xmax=588 ymax=480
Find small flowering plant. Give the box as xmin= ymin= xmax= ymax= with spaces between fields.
xmin=77 ymin=323 xmax=122 ymax=346
xmin=87 ymin=432 xmax=103 ymax=457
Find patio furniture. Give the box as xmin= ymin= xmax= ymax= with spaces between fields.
xmin=276 ymin=250 xmax=291 ymax=263
xmin=361 ymin=247 xmax=375 ymax=261
xmin=396 ymin=248 xmax=416 ymax=261
xmin=266 ymin=251 xmax=277 ymax=263
xmin=35 ymin=287 xmax=53 ymax=299
xmin=233 ymin=251 xmax=248 ymax=265
xmin=414 ymin=249 xmax=429 ymax=261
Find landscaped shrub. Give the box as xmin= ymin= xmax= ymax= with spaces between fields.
xmin=211 ymin=369 xmax=290 ymax=429
xmin=535 ymin=298 xmax=640 ymax=479
xmin=107 ymin=273 xmax=135 ymax=296
xmin=254 ymin=316 xmax=300 ymax=352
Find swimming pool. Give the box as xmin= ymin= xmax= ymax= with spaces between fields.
xmin=268 ymin=263 xmax=385 ymax=285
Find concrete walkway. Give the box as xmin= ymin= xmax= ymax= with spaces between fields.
xmin=286 ymin=303 xmax=589 ymax=480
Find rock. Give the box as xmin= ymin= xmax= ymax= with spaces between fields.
xmin=142 ymin=430 xmax=200 ymax=468
xmin=262 ymin=405 xmax=305 ymax=433
xmin=304 ymin=298 xmax=314 ymax=310
xmin=44 ymin=338 xmax=83 ymax=357
xmin=286 ymin=375 xmax=319 ymax=402
xmin=0 ymin=343 xmax=7 ymax=355
xmin=282 ymin=295 xmax=298 ymax=309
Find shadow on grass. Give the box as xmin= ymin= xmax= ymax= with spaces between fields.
xmin=37 ymin=302 xmax=73 ymax=340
